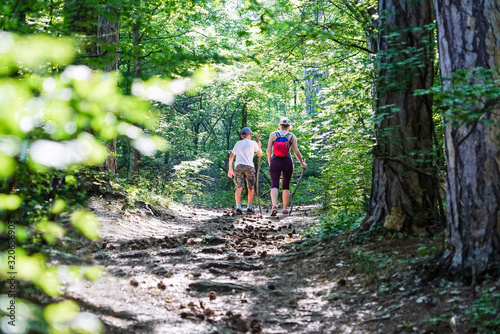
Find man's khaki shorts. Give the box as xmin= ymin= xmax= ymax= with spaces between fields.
xmin=234 ymin=165 xmax=256 ymax=189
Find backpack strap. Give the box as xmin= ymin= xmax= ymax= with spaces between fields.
xmin=275 ymin=131 xmax=281 ymax=138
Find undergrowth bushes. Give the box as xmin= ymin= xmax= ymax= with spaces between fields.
xmin=468 ymin=288 xmax=500 ymax=332
xmin=305 ymin=208 xmax=365 ymax=238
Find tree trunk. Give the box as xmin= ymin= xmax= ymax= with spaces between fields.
xmin=192 ymin=121 xmax=201 ymax=154
xmin=225 ymin=105 xmax=237 ymax=150
xmin=128 ymin=18 xmax=142 ymax=181
xmin=11 ymin=0 xmax=30 ymax=29
xmin=436 ymin=0 xmax=500 ymax=277
xmin=129 ymin=141 xmax=141 ymax=181
xmin=304 ymin=67 xmax=327 ymax=115
xmin=293 ymin=79 xmax=298 ymax=114
xmin=241 ymin=102 xmax=248 ymax=129
xmin=98 ymin=5 xmax=121 ymax=173
xmin=97 ymin=5 xmax=120 ymax=72
xmin=105 ymin=140 xmax=117 ymax=173
xmin=362 ymin=0 xmax=440 ymax=234
xmin=63 ymin=0 xmax=98 ymax=60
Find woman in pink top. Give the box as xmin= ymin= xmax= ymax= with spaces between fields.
xmin=267 ymin=118 xmax=307 ymax=215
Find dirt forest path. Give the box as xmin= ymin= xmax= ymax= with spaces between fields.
xmin=62 ymin=197 xmax=479 ymax=334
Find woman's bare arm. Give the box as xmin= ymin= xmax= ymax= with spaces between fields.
xmin=291 ymin=134 xmax=307 ymax=168
xmin=267 ymin=132 xmax=275 ymax=165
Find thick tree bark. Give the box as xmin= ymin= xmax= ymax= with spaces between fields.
xmin=362 ymin=0 xmax=440 ymax=234
xmin=64 ymin=2 xmax=120 ymax=174
xmin=97 ymin=6 xmax=120 ymax=72
xmin=436 ymin=0 xmax=500 ymax=276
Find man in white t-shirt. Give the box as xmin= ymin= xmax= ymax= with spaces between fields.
xmin=228 ymin=127 xmax=263 ymax=214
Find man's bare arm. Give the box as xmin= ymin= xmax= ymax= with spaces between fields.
xmin=228 ymin=153 xmax=235 ymax=178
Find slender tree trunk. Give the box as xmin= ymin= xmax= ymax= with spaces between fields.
xmin=241 ymin=102 xmax=248 ymax=129
xmin=104 ymin=140 xmax=117 ymax=173
xmin=362 ymin=0 xmax=439 ymax=234
xmin=225 ymin=105 xmax=237 ymax=150
xmin=129 ymin=142 xmax=141 ymax=180
xmin=129 ymin=18 xmax=142 ymax=181
xmin=304 ymin=67 xmax=326 ymax=115
xmin=12 ymin=0 xmax=29 ymax=28
xmin=436 ymin=0 xmax=500 ymax=277
xmin=192 ymin=121 xmax=201 ymax=153
xmin=98 ymin=5 xmax=121 ymax=174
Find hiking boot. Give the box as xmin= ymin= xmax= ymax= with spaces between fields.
xmin=282 ymin=210 xmax=289 ymax=215
xmin=235 ymin=208 xmax=243 ymax=215
xmin=246 ymin=207 xmax=255 ymax=214
xmin=270 ymin=205 xmax=278 ymax=216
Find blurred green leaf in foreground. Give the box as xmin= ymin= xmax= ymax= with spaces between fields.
xmin=0 ymin=32 xmax=175 ymax=334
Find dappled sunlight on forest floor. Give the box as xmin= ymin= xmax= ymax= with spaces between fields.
xmin=57 ymin=197 xmax=495 ymax=333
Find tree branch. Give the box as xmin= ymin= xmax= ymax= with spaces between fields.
xmin=122 ymin=31 xmax=193 ymax=41
xmin=297 ymin=32 xmax=374 ymax=54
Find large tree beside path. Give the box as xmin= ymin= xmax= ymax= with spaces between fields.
xmin=362 ymin=0 xmax=441 ymax=234
xmin=436 ymin=0 xmax=500 ymax=278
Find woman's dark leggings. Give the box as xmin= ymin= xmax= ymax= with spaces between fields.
xmin=270 ymin=156 xmax=293 ymax=190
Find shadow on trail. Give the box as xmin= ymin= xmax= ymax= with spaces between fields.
xmin=70 ymin=200 xmax=331 ymax=333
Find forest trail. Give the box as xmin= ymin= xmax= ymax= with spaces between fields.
xmin=62 ymin=197 xmax=476 ymax=334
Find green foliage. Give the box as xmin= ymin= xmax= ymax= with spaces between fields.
xmin=0 ymin=32 xmax=166 ymax=333
xmin=201 ymin=188 xmax=237 ymax=209
xmin=306 ymin=208 xmax=364 ymax=238
xmin=119 ymin=0 xmax=233 ymax=80
xmin=418 ymin=68 xmax=500 ymax=128
xmin=236 ymin=0 xmax=377 ymax=215
xmin=170 ymin=158 xmax=214 ymax=203
xmin=124 ymin=181 xmax=171 ymax=209
xmin=307 ymin=67 xmax=373 ymax=212
xmin=0 ymin=0 xmax=379 ymax=230
xmin=467 ymin=288 xmax=500 ymax=333
xmin=289 ymin=176 xmax=323 ymax=205
xmin=377 ymin=22 xmax=436 ymax=89
xmin=416 ymin=245 xmax=438 ymax=258
xmin=350 ymin=248 xmax=378 ymax=284
xmin=425 ymin=312 xmax=451 ymax=327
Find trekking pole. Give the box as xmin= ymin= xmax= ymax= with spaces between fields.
xmin=255 ymin=134 xmax=262 ymax=215
xmin=289 ymin=159 xmax=305 ymax=215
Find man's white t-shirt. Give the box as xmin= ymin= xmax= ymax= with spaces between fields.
xmin=232 ymin=138 xmax=261 ymax=167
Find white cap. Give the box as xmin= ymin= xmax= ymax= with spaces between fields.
xmin=279 ymin=117 xmax=291 ymax=127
